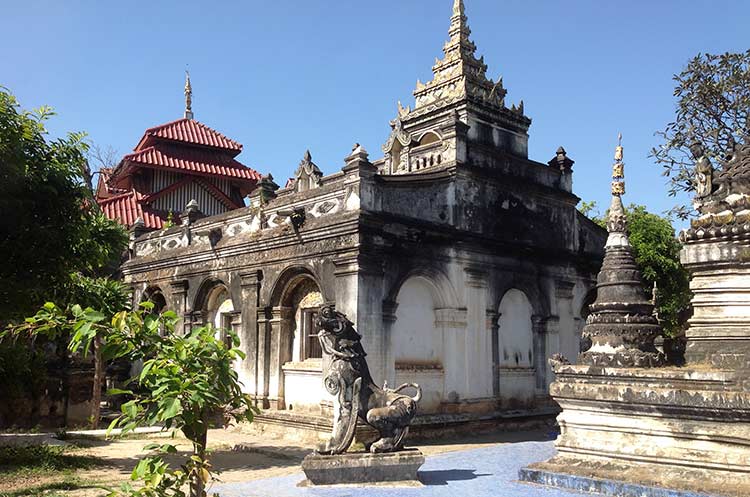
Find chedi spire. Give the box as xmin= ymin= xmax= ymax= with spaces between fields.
xmin=579 ymin=134 xmax=665 ymax=367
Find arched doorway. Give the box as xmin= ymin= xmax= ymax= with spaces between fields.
xmin=497 ymin=289 xmax=536 ymax=407
xmin=391 ymin=276 xmax=444 ymax=411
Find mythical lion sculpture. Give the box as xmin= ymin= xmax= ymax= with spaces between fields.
xmin=315 ymin=304 xmax=421 ymax=454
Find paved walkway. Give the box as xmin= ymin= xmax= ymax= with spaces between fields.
xmin=214 ymin=441 xmax=590 ymax=497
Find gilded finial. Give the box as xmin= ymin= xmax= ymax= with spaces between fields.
xmin=611 ymin=133 xmax=625 ymax=196
xmin=184 ymin=70 xmax=194 ymax=120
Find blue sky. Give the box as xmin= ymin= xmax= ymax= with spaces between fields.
xmin=3 ymin=1 xmax=749 ymax=228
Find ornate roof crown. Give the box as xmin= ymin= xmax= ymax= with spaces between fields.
xmin=412 ymin=0 xmax=509 ymax=112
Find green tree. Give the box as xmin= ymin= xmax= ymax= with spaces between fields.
xmin=0 ymin=88 xmax=128 ymax=323
xmin=1 ymin=87 xmax=129 ymax=428
xmin=578 ymin=202 xmax=691 ymax=336
xmin=651 ymin=50 xmax=750 ymax=219
xmin=6 ymin=302 xmax=257 ymax=497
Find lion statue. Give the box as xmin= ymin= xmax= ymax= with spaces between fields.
xmin=315 ymin=304 xmax=421 ymax=454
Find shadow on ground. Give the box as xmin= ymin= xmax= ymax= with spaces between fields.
xmin=419 ymin=469 xmax=492 ymax=485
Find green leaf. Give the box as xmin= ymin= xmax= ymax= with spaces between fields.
xmin=160 ymin=397 xmax=181 ymax=421
xmin=132 ymin=458 xmax=149 ymax=480
xmin=106 ymin=388 xmax=133 ymax=396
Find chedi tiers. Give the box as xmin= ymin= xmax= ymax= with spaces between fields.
xmin=578 ymin=135 xmax=665 ymax=367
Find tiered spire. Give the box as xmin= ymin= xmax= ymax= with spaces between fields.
xmin=606 ymin=133 xmax=628 ymax=248
xmin=412 ymin=0 xmax=509 ymax=111
xmin=579 ymin=135 xmax=665 ymax=367
xmin=184 ymin=71 xmax=194 ymax=120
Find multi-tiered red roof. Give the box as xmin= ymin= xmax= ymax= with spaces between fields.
xmin=97 ymin=118 xmax=260 ymax=230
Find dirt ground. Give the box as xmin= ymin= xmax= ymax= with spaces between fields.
xmin=0 ymin=427 xmax=549 ymax=496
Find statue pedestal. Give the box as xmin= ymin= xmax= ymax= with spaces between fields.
xmin=300 ymin=449 xmax=425 ymax=486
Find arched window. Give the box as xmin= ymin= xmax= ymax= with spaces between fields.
xmin=285 ymin=279 xmax=324 ymax=361
xmin=205 ymin=286 xmax=234 ymax=346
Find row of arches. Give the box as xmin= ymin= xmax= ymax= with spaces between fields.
xmin=137 ymin=266 xmax=590 ymax=414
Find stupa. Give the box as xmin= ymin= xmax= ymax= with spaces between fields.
xmin=520 ymin=137 xmax=750 ymax=497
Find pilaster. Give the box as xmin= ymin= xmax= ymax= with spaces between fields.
xmin=168 ymin=279 xmax=189 ymax=334
xmin=239 ymin=271 xmax=262 ymax=400
xmin=268 ymin=306 xmax=294 ymax=410
xmin=463 ymin=266 xmax=492 ymax=398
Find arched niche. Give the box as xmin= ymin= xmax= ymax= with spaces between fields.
xmin=418 ymin=131 xmax=441 ymax=147
xmin=497 ymin=289 xmax=534 ymax=368
xmin=496 ymin=288 xmax=537 ymax=407
xmin=391 ymin=276 xmax=445 ymax=411
xmin=393 ymin=277 xmax=440 ymax=364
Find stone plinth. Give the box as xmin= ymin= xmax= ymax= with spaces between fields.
xmin=520 ymin=364 xmax=750 ymax=497
xmin=680 ymin=238 xmax=750 ymax=370
xmin=300 ymin=449 xmax=425 ymax=486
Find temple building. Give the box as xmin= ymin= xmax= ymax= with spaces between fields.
xmin=95 ymin=73 xmax=261 ymax=230
xmin=120 ymin=0 xmax=606 ymax=436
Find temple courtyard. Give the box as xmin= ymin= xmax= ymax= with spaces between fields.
xmin=0 ymin=426 xmax=732 ymax=497
xmin=0 ymin=427 xmax=552 ymax=497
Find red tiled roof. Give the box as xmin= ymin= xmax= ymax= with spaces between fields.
xmin=122 ymin=144 xmax=262 ymax=182
xmin=136 ymin=118 xmax=243 ymax=154
xmin=98 ymin=190 xmax=166 ymax=229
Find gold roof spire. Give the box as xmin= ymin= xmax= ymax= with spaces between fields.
xmin=184 ymin=71 xmax=194 ymax=120
xmin=606 ymin=133 xmax=630 ymax=243
xmin=612 ymin=132 xmax=625 ymax=196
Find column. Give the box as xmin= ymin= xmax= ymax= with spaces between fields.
xmin=487 ymin=310 xmax=500 ymax=397
xmin=531 ymin=315 xmax=547 ymax=394
xmin=267 ymin=306 xmax=293 ymax=410
xmin=435 ymin=307 xmax=468 ymax=402
xmin=381 ymin=300 xmax=399 ymax=386
xmin=168 ymin=280 xmax=189 ymax=335
xmin=255 ymin=306 xmax=272 ymax=408
xmin=239 ymin=271 xmax=262 ymax=399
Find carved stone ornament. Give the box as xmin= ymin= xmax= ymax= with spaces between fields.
xmin=695 ymin=156 xmax=714 ymax=198
xmin=294 ymin=150 xmax=323 ymax=193
xmin=315 ymin=305 xmax=422 ymax=454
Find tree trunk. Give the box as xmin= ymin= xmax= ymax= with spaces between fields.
xmin=91 ymin=335 xmax=102 ymax=429
xmin=189 ymin=425 xmax=208 ymax=497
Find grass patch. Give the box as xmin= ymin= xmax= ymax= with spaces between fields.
xmin=0 ymin=444 xmax=101 ymax=472
xmin=0 ymin=476 xmax=104 ymax=497
xmin=0 ymin=444 xmax=108 ymax=496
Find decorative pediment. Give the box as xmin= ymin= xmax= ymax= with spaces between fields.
xmin=381 ymin=117 xmax=412 ymax=154
xmin=293 ymin=150 xmax=323 ymax=193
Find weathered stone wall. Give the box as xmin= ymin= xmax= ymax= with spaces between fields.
xmin=122 ymin=140 xmax=605 ymax=419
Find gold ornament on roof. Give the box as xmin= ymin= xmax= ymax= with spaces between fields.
xmin=611 ymin=181 xmax=625 ymax=196
xmin=611 ymin=132 xmax=625 ymax=196
xmin=184 ymin=70 xmax=193 ymax=120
